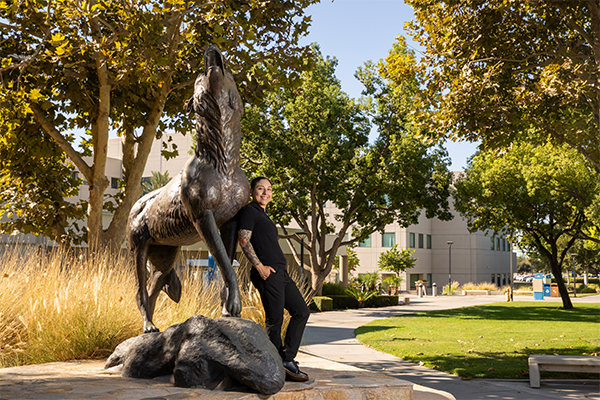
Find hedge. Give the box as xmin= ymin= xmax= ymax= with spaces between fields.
xmin=328 ymin=295 xmax=359 ymax=310
xmin=310 ymin=296 xmax=333 ymax=312
xmin=365 ymin=295 xmax=399 ymax=308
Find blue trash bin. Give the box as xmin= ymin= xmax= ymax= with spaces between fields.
xmin=543 ymin=283 xmax=551 ymax=296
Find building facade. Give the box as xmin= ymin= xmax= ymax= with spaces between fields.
xmin=325 ymin=200 xmax=515 ymax=291
xmin=2 ymin=132 xmax=515 ymax=290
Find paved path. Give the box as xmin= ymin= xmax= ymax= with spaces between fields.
xmin=299 ymin=293 xmax=600 ymax=400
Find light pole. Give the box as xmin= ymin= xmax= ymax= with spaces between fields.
xmin=571 ymin=253 xmax=577 ymax=298
xmin=297 ymin=232 xmax=308 ymax=286
xmin=509 ymin=241 xmax=514 ymax=302
xmin=447 ymin=241 xmax=453 ymax=293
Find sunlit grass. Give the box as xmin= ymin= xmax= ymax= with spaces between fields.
xmin=0 ymin=244 xmax=304 ymax=368
xmin=355 ymin=302 xmax=600 ymax=379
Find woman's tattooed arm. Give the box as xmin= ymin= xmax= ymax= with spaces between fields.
xmin=238 ymin=229 xmax=261 ymax=267
xmin=238 ymin=229 xmax=275 ymax=280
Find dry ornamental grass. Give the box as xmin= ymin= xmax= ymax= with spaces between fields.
xmin=0 ymin=245 xmax=301 ymax=368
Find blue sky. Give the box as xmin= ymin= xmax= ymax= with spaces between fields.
xmin=299 ymin=0 xmax=479 ymax=171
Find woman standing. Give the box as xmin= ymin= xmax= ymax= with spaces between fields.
xmin=237 ymin=177 xmax=310 ymax=382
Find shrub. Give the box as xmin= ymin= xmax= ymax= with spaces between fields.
xmin=579 ymin=286 xmax=598 ymax=294
xmin=328 ymin=295 xmax=359 ymax=309
xmin=345 ymin=287 xmax=377 ymax=307
xmin=364 ymin=295 xmax=399 ymax=308
xmin=443 ymin=281 xmax=461 ymax=295
xmin=310 ymin=296 xmax=333 ymax=312
xmin=322 ymin=282 xmax=347 ymax=296
xmin=585 ymin=283 xmax=600 ymax=293
xmin=359 ymin=272 xmax=380 ymax=291
xmin=460 ymin=282 xmax=499 ymax=291
xmin=382 ymin=276 xmax=403 ymax=294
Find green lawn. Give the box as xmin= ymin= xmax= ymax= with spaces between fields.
xmin=355 ymin=302 xmax=600 ymax=379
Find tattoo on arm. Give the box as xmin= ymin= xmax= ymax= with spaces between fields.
xmin=239 ymin=229 xmax=262 ymax=267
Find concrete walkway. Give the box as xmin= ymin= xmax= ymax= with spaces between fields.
xmin=300 ymin=293 xmax=600 ymax=400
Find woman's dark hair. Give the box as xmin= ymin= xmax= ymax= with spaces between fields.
xmin=250 ymin=176 xmax=271 ymax=190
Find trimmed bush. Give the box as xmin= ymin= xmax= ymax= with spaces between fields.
xmin=365 ymin=295 xmax=399 ymax=308
xmin=322 ymin=282 xmax=347 ymax=296
xmin=579 ymin=286 xmax=598 ymax=294
xmin=310 ymin=296 xmax=333 ymax=312
xmin=328 ymin=295 xmax=359 ymax=309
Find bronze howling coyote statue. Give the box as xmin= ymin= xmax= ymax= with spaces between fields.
xmin=127 ymin=45 xmax=250 ymax=333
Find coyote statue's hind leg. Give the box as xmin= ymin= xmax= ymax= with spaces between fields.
xmin=133 ymin=242 xmax=182 ymax=333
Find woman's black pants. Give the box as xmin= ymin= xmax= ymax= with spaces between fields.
xmin=251 ymin=267 xmax=310 ymax=362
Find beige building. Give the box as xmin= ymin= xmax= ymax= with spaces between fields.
xmin=325 ymin=199 xmax=516 ymax=292
xmin=2 ymin=132 xmax=514 ymax=291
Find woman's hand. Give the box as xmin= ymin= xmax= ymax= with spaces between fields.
xmin=257 ymin=264 xmax=276 ymax=280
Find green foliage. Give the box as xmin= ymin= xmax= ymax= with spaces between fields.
xmin=378 ymin=244 xmax=416 ymax=277
xmin=242 ymin=43 xmax=452 ymax=294
xmin=443 ymin=281 xmax=460 ymax=295
xmin=405 ymin=1 xmax=599 ymax=173
xmin=364 ymin=295 xmax=398 ymax=308
xmin=356 ymin=302 xmax=600 ymax=379
xmin=382 ymin=275 xmax=403 ymax=290
xmin=310 ymin=296 xmax=333 ymax=312
xmin=322 ymin=282 xmax=347 ymax=296
xmin=327 ymin=295 xmax=359 ymax=310
xmin=0 ymin=122 xmax=86 ymax=244
xmin=359 ymin=272 xmax=380 ymax=292
xmin=345 ymin=287 xmax=377 ymax=307
xmin=0 ymin=0 xmax=317 ymax=247
xmin=454 ymin=142 xmax=600 ymax=309
xmin=517 ymin=256 xmax=533 ymax=275
xmin=141 ymin=171 xmax=171 ymax=195
xmin=333 ymin=247 xmax=360 ymax=273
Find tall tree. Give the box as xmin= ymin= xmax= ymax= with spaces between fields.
xmin=242 ymin=45 xmax=452 ymax=295
xmin=0 ymin=0 xmax=317 ymax=249
xmin=454 ymin=142 xmax=600 ymax=309
xmin=0 ymin=123 xmax=85 ymax=245
xmin=405 ymin=0 xmax=599 ymax=173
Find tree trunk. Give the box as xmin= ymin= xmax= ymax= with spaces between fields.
xmin=311 ymin=270 xmax=326 ymax=296
xmin=550 ymin=260 xmax=574 ymax=310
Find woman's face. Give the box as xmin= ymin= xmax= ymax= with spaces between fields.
xmin=251 ymin=179 xmax=272 ymax=209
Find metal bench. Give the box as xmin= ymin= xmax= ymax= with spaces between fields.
xmin=528 ymin=354 xmax=600 ymax=388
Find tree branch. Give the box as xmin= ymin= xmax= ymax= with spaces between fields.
xmin=30 ymin=103 xmax=91 ymax=179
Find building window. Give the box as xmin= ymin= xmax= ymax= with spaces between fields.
xmin=502 ymin=239 xmax=506 ymax=251
xmin=426 ymin=234 xmax=432 ymax=249
xmin=409 ymin=233 xmax=415 ymax=248
xmin=497 ymin=238 xmax=501 ymax=251
xmin=382 ymin=233 xmax=395 ymax=247
xmin=359 ymin=235 xmax=371 ymax=247
xmin=418 ymin=234 xmax=424 ymax=249
xmin=111 ymin=177 xmax=120 ymax=189
xmin=491 ymin=237 xmax=495 ymax=250
xmin=491 ymin=273 xmax=495 ymax=284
